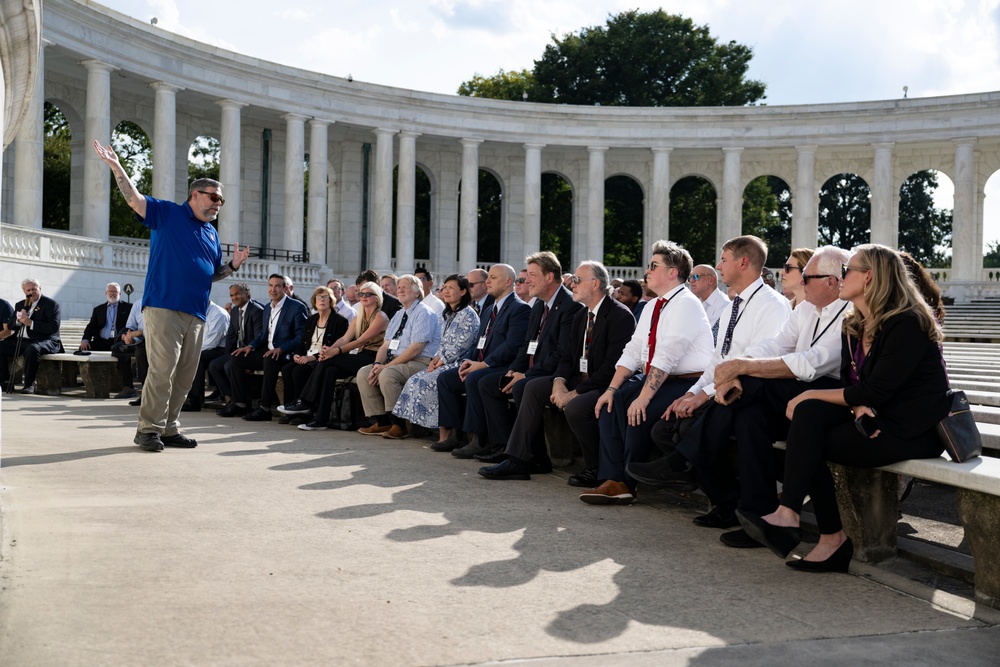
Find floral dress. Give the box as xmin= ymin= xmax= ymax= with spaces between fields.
xmin=392 ymin=306 xmax=479 ymax=428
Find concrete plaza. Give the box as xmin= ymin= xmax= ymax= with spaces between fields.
xmin=0 ymin=393 xmax=998 ymax=665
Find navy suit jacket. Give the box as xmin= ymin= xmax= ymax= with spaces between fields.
xmin=510 ymin=285 xmax=583 ymax=377
xmin=83 ymin=300 xmax=134 ymax=342
xmin=555 ymin=296 xmax=636 ymax=394
xmin=226 ymin=299 xmax=265 ymax=352
xmin=249 ymin=298 xmax=308 ymax=359
xmin=11 ymin=295 xmax=62 ymax=348
xmin=478 ymin=293 xmax=530 ymax=368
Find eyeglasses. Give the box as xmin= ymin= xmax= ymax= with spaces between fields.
xmin=802 ymin=273 xmax=834 ymax=283
xmin=841 ymin=264 xmax=869 ymax=279
xmin=687 ymin=274 xmax=705 ymax=283
xmin=782 ymin=264 xmax=801 ymax=273
xmin=569 ymin=275 xmax=597 ymax=285
xmin=647 ymin=261 xmax=664 ymax=272
xmin=358 ymin=292 xmax=376 ymax=298
xmin=197 ymin=190 xmax=225 ymax=206
xmin=418 ymin=276 xmax=431 ymax=282
xmin=515 ymin=278 xmax=527 ymax=285
xmin=468 ymin=281 xmax=485 ymax=287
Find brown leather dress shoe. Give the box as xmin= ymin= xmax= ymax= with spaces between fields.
xmin=579 ymin=480 xmax=635 ymax=505
xmin=381 ymin=424 xmax=409 ymax=439
xmin=358 ymin=423 xmax=393 ymax=436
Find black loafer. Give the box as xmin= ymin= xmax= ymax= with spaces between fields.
xmin=720 ymin=529 xmax=764 ymax=549
xmin=243 ymin=407 xmax=273 ymax=422
xmin=217 ymin=403 xmax=246 ymax=418
xmin=181 ymin=401 xmax=201 ymax=412
xmin=567 ymin=467 xmax=598 ymax=487
xmin=161 ymin=433 xmax=198 ymax=448
xmin=474 ymin=446 xmax=507 ymax=463
xmin=478 ymin=458 xmax=531 ymax=480
xmin=736 ymin=509 xmax=802 ymax=558
xmin=692 ymin=505 xmax=739 ymax=529
xmin=134 ymin=431 xmax=164 ymax=452
xmin=626 ymin=460 xmax=698 ymax=490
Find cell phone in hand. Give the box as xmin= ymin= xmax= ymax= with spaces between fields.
xmin=855 ymin=413 xmax=879 ymax=438
xmin=723 ymin=386 xmax=740 ymax=402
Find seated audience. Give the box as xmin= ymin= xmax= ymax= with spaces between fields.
xmin=687 ymin=264 xmax=731 ymax=342
xmin=0 ymin=298 xmax=12 ymax=340
xmin=615 ymin=279 xmax=646 ymax=322
xmin=119 ymin=296 xmax=147 ymax=406
xmin=209 ymin=284 xmax=263 ymax=410
xmin=392 ymin=274 xmax=480 ymax=439
xmin=781 ymin=248 xmax=815 ymax=309
xmin=80 ymin=282 xmax=136 ymax=398
xmin=356 ymin=275 xmax=441 ymax=437
xmin=1 ymin=278 xmax=62 ymax=394
xmin=326 ymin=279 xmax=358 ymax=322
xmin=466 ymin=268 xmax=494 ymax=317
xmin=381 ymin=274 xmax=398 ymax=297
xmin=182 ymin=300 xmax=230 ymax=411
xmin=737 ymin=244 xmax=950 ymax=572
xmin=357 ymin=270 xmax=402 ymax=319
xmin=514 ymin=268 xmax=535 ymax=306
xmin=415 ymin=267 xmax=445 ymax=315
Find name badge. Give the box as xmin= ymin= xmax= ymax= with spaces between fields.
xmin=349 ymin=348 xmax=360 ymax=355
xmin=527 ymin=340 xmax=539 ymax=355
xmin=388 ymin=339 xmax=400 ymax=351
xmin=477 ymin=336 xmax=487 ymax=350
xmin=579 ymin=358 xmax=588 ymax=373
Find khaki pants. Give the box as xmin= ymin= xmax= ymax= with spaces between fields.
xmin=139 ymin=306 xmax=205 ymax=436
xmin=356 ymin=359 xmax=429 ymax=417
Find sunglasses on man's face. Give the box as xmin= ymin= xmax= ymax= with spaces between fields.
xmin=198 ymin=190 xmax=226 ymax=206
xmin=515 ymin=278 xmax=527 ymax=285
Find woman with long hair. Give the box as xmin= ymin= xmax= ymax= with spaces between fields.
xmin=738 ymin=244 xmax=950 ymax=572
xmin=392 ymin=274 xmax=479 ymax=440
xmin=781 ymin=247 xmax=815 ymax=309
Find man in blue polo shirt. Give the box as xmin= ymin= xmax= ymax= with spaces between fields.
xmin=94 ymin=140 xmax=250 ymax=452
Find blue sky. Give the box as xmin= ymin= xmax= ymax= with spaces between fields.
xmin=97 ymin=0 xmax=1000 ymax=248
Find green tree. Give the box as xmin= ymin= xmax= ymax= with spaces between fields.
xmin=43 ymin=102 xmax=71 ymax=230
xmin=391 ymin=166 xmax=432 ymax=264
xmin=457 ymin=69 xmax=536 ymax=102
xmin=670 ymin=177 xmax=717 ymax=265
xmin=109 ymin=120 xmax=153 ymax=239
xmin=539 ymin=173 xmax=573 ymax=270
xmin=742 ymin=176 xmax=791 ymax=265
xmin=898 ymin=170 xmax=952 ymax=268
xmin=985 ymin=241 xmax=1000 ymax=269
xmin=189 ymin=135 xmax=220 ymax=182
xmin=818 ymin=174 xmax=871 ymax=250
xmin=531 ymin=10 xmax=766 ymax=107
xmin=603 ymin=176 xmax=644 ymax=266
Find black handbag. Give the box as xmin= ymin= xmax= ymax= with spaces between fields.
xmin=936 ymin=390 xmax=982 ymax=463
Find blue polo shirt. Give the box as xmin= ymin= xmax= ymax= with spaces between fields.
xmin=139 ymin=196 xmax=222 ymax=320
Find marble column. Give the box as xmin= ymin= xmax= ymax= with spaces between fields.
xmin=82 ymin=59 xmax=114 ymax=240
xmin=458 ymin=138 xmax=482 ymax=270
xmin=587 ymin=146 xmax=608 ymax=262
xmin=793 ymin=145 xmax=818 ymax=249
xmin=649 ymin=147 xmax=671 ymax=258
xmin=395 ymin=131 xmax=420 ymax=273
xmin=282 ymin=113 xmax=306 ymax=254
xmin=953 ymin=139 xmax=978 ymax=283
xmin=870 ymin=143 xmax=895 ymax=246
xmin=523 ymin=143 xmax=544 ymax=261
xmin=217 ymin=99 xmax=246 ymax=246
xmin=12 ymin=42 xmax=43 ymax=228
xmin=718 ymin=147 xmax=743 ymax=255
xmin=150 ymin=82 xmax=181 ymax=202
xmin=308 ymin=119 xmax=331 ymax=266
xmin=371 ymin=128 xmax=395 ymax=272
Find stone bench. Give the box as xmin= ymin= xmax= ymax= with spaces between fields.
xmin=773 ymin=441 xmax=1000 ymax=610
xmin=38 ymin=351 xmax=123 ymax=399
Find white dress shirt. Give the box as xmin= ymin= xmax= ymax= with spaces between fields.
xmin=334 ymin=299 xmax=357 ymax=322
xmin=616 ymin=284 xmax=715 ymax=376
xmin=423 ymin=293 xmax=446 ymax=315
xmin=702 ymin=288 xmax=732 ymax=328
xmin=267 ymin=295 xmax=287 ymax=349
xmin=743 ymin=298 xmax=850 ymax=381
xmin=690 ymin=277 xmax=792 ymax=397
xmin=202 ymin=302 xmax=231 ymax=351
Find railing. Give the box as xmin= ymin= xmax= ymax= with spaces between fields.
xmin=222 ymin=243 xmax=309 ymax=263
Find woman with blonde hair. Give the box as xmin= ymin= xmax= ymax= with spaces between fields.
xmin=781 ymin=247 xmax=815 ymax=309
xmin=738 ymin=244 xmax=950 ymax=572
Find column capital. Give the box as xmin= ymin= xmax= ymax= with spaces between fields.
xmin=460 ymin=137 xmax=484 ymax=149
xmin=651 ymin=146 xmax=673 ymax=155
xmin=524 ymin=142 xmax=546 ymax=151
xmin=953 ymin=137 xmax=978 ymax=147
xmin=149 ymin=81 xmax=184 ymax=94
xmin=587 ymin=146 xmax=609 ymax=154
xmin=795 ymin=144 xmax=818 ymax=154
xmin=399 ymin=130 xmax=421 ymax=140
xmin=871 ymin=142 xmax=895 ymax=150
xmin=79 ymin=58 xmax=117 ymax=74
xmin=309 ymin=118 xmax=336 ymax=128
xmin=216 ymin=99 xmax=248 ymax=110
xmin=722 ymin=146 xmax=744 ymax=155
xmin=282 ymin=112 xmax=308 ymax=124
xmin=374 ymin=127 xmax=397 ymax=138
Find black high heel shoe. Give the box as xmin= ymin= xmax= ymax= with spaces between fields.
xmin=736 ymin=509 xmax=802 ymax=558
xmin=786 ymin=537 xmax=854 ymax=573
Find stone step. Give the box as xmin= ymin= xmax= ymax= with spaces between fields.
xmin=963 ymin=388 xmax=1000 ymax=407
xmin=971 ymin=404 xmax=1000 ymax=425
xmin=951 ymin=379 xmax=1000 ymax=393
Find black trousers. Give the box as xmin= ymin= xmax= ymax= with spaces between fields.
xmin=227 ymin=349 xmax=285 ymax=408
xmin=89 ymin=337 xmax=135 ymax=388
xmin=281 ymin=359 xmax=319 ymax=405
xmin=0 ymin=336 xmax=61 ymax=387
xmin=504 ymin=376 xmax=553 ymax=462
xmin=299 ymin=351 xmax=375 ymax=424
xmin=781 ymin=399 xmax=943 ymax=534
xmin=480 ymin=373 xmax=530 ymax=447
xmin=677 ymin=375 xmax=839 ymax=515
xmin=187 ymin=346 xmax=226 ymax=408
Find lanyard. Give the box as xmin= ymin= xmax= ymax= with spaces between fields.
xmin=810 ymin=302 xmax=849 ymax=347
xmin=728 ymin=283 xmax=765 ymax=335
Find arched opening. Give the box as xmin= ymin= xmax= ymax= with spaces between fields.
xmin=819 ymin=173 xmax=870 ymax=249
xmin=742 ymin=175 xmax=792 ymax=266
xmin=984 ymin=171 xmax=1000 ymax=268
xmin=898 ymin=170 xmax=953 ymax=268
xmin=669 ymin=175 xmax=717 ymax=265
xmin=540 ymin=172 xmax=573 ymax=270
xmin=457 ymin=169 xmax=503 ymax=265
xmin=110 ymin=120 xmax=152 ymax=238
xmin=603 ymin=174 xmax=643 ymax=267
xmin=42 ymin=101 xmax=71 ymax=231
xmin=391 ymin=165 xmax=432 ymax=267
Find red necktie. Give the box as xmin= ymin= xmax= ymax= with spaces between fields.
xmin=645 ymin=297 xmax=667 ymax=375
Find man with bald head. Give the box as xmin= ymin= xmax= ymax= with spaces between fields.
xmin=688 ymin=264 xmax=731 ymax=342
xmin=434 ymin=264 xmax=531 ymax=452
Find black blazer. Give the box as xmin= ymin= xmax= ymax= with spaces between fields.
xmin=555 ymin=296 xmax=636 ymax=394
xmin=225 ymin=300 xmax=265 ymax=352
xmin=510 ymin=285 xmax=583 ymax=377
xmin=473 ymin=294 xmax=495 ymax=318
xmin=82 ymin=300 xmax=133 ymax=342
xmin=11 ymin=295 xmax=62 ymax=348
xmin=840 ymin=311 xmax=950 ymax=439
xmin=294 ymin=311 xmax=350 ymax=357
xmin=478 ymin=293 xmax=531 ymax=368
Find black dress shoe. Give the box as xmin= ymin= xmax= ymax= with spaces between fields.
xmin=736 ymin=509 xmax=802 ymax=558
xmin=243 ymin=407 xmax=273 ymax=422
xmin=452 ymin=436 xmax=491 ymax=459
xmin=692 ymin=505 xmax=739 ymax=529
xmin=181 ymin=401 xmax=201 ymax=412
xmin=527 ymin=458 xmax=553 ymax=474
xmin=431 ymin=434 xmax=465 ymax=452
xmin=626 ymin=459 xmax=697 ymax=490
xmin=217 ymin=403 xmax=247 ymax=418
xmin=720 ymin=529 xmax=764 ymax=549
xmin=161 ymin=433 xmax=198 ymax=448
xmin=786 ymin=538 xmax=854 ymax=573
xmin=474 ymin=446 xmax=507 ymax=463
xmin=567 ymin=467 xmax=598 ymax=488
xmin=133 ymin=431 xmax=164 ymax=452
xmin=278 ymin=414 xmax=293 ymax=425
xmin=129 ymin=397 xmax=142 ymax=407
xmin=478 ymin=458 xmax=531 ymax=480
xmin=205 ymin=391 xmax=222 ymax=402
